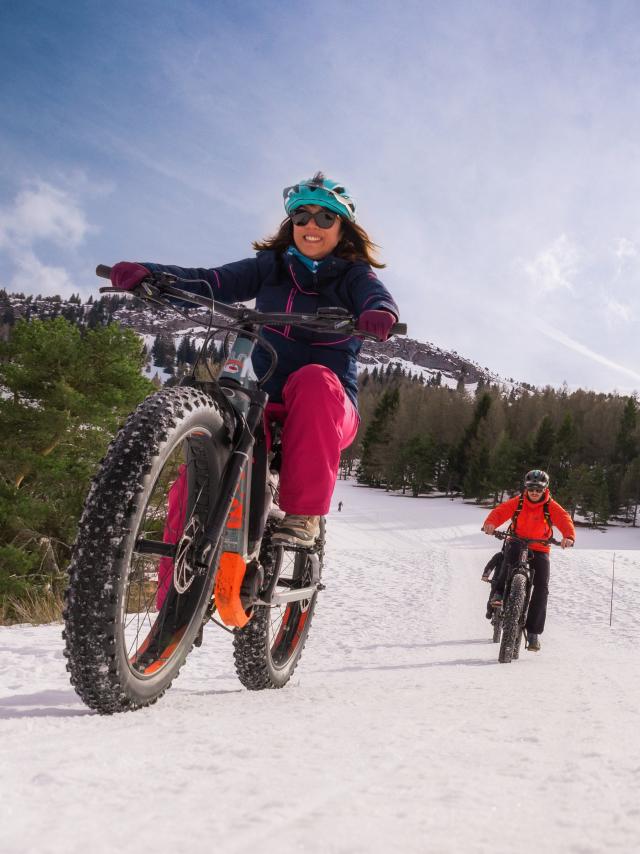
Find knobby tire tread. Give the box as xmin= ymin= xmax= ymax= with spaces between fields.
xmin=499 ymin=574 xmax=526 ymax=664
xmin=232 ymin=524 xmax=323 ymax=690
xmin=63 ymin=387 xmax=230 ymax=714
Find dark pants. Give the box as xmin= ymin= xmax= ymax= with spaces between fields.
xmin=494 ymin=540 xmax=551 ymax=635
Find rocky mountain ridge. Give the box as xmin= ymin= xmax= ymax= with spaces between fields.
xmin=0 ymin=289 xmax=529 ymax=391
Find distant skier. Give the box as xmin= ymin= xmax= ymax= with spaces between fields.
xmin=338 ymin=501 xmax=343 ymax=512
xmin=481 ymin=469 xmax=575 ymax=652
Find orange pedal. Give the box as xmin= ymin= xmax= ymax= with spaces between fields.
xmin=214 ymin=552 xmax=250 ymax=628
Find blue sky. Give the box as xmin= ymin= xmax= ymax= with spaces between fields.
xmin=1 ymin=0 xmax=639 ymax=393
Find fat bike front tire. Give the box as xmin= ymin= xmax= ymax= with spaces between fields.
xmin=498 ymin=574 xmax=526 ymax=664
xmin=63 ymin=387 xmax=231 ymax=714
xmin=232 ymin=519 xmax=324 ymax=690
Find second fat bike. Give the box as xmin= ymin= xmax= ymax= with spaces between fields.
xmin=491 ymin=531 xmax=559 ymax=664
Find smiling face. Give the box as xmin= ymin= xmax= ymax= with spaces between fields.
xmin=291 ymin=204 xmax=342 ymax=260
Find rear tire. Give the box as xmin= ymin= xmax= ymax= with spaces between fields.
xmin=233 ymin=518 xmax=324 ymax=689
xmin=498 ymin=573 xmax=526 ymax=664
xmin=63 ymin=388 xmax=231 ymax=714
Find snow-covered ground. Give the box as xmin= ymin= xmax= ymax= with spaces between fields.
xmin=1 ymin=483 xmax=639 ymax=854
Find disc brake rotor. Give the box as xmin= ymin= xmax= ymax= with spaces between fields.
xmin=173 ymin=517 xmax=200 ymax=593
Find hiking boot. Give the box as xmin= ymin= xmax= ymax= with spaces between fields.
xmin=527 ymin=633 xmax=541 ymax=651
xmin=490 ymin=591 xmax=503 ymax=608
xmin=272 ymin=514 xmax=321 ymax=548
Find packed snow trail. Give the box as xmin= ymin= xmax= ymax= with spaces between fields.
xmin=1 ymin=481 xmax=640 ymax=853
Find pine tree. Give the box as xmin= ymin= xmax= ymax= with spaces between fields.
xmin=399 ymin=435 xmax=436 ymax=496
xmin=490 ymin=433 xmax=520 ymax=501
xmin=533 ymin=415 xmax=556 ymax=469
xmin=177 ymin=335 xmax=192 ymax=365
xmin=463 ymin=440 xmax=492 ymax=500
xmin=0 ymin=318 xmax=153 ymax=611
xmin=358 ymin=387 xmax=400 ymax=487
xmin=554 ymin=412 xmax=578 ymax=488
xmin=615 ymin=397 xmax=638 ymax=465
xmin=620 ymin=457 xmax=640 ymax=525
xmin=449 ymin=393 xmax=492 ymax=491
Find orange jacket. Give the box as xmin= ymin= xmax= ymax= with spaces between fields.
xmin=484 ymin=489 xmax=575 ymax=553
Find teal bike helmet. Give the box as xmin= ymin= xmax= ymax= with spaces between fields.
xmin=283 ymin=172 xmax=357 ymax=222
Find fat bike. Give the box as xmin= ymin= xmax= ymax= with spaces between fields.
xmin=63 ymin=266 xmax=406 ymax=713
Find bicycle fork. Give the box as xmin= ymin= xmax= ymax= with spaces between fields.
xmin=196 ymin=332 xmax=324 ymax=628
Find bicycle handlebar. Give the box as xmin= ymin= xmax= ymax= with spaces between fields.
xmin=95 ymin=265 xmax=408 ymax=337
xmin=490 ymin=530 xmax=563 ymax=547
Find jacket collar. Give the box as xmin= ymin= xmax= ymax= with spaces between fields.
xmin=284 ymin=250 xmax=352 ymax=286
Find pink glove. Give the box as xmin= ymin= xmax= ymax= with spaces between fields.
xmin=110 ymin=261 xmax=150 ymax=291
xmin=356 ymin=309 xmax=396 ymax=341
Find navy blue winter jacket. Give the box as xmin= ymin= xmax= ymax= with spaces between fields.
xmin=145 ymin=251 xmax=399 ymax=409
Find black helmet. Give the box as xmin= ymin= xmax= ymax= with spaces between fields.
xmin=524 ymin=469 xmax=549 ymax=491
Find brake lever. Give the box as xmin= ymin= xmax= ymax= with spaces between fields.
xmin=98 ymin=279 xmax=158 ymax=298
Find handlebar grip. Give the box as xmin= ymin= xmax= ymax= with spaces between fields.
xmin=390 ymin=322 xmax=407 ymax=336
xmin=96 ymin=265 xmax=112 ymax=280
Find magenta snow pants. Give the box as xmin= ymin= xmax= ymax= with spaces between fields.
xmin=266 ymin=364 xmax=359 ymax=515
xmin=157 ymin=365 xmax=358 ymax=607
xmin=157 ymin=466 xmax=188 ymax=611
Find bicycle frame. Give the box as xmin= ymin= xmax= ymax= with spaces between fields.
xmin=206 ymin=330 xmax=271 ymax=626
xmin=96 ymin=268 xmax=407 ymax=629
xmin=493 ymin=531 xmax=559 ymax=631
xmin=205 ymin=324 xmax=324 ymax=626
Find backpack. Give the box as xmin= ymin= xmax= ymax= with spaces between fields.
xmin=508 ymin=491 xmax=552 ymax=538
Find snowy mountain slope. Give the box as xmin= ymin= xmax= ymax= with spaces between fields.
xmin=1 ymin=483 xmax=639 ymax=854
xmin=0 ymin=290 xmax=527 ymax=392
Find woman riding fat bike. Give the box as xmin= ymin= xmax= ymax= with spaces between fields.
xmin=63 ymin=173 xmax=404 ymax=713
xmin=481 ymin=469 xmax=575 ymax=652
xmin=109 ymin=172 xmax=400 ymax=548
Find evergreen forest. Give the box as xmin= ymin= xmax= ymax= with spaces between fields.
xmin=348 ymin=365 xmax=639 ymax=530
xmin=0 ymin=306 xmax=638 ymax=621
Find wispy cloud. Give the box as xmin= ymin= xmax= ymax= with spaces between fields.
xmin=535 ymin=319 xmax=640 ymax=382
xmin=0 ymin=181 xmax=94 ymax=296
xmin=522 ymin=235 xmax=580 ymax=295
xmin=0 ymin=181 xmax=90 ymax=248
xmin=9 ymin=250 xmax=76 ymax=298
xmin=614 ymin=237 xmax=637 ymax=262
xmin=605 ymin=298 xmax=633 ymax=324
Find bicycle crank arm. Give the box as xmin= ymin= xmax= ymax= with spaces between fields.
xmin=133 ymin=538 xmax=176 ymax=558
xmin=256 ymin=550 xmax=323 ymax=606
xmin=258 ymin=582 xmax=324 ymax=606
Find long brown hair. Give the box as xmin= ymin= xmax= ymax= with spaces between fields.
xmin=252 ymin=216 xmax=386 ymax=269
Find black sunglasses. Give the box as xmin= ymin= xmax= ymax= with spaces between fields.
xmin=290 ymin=208 xmax=339 ymax=229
